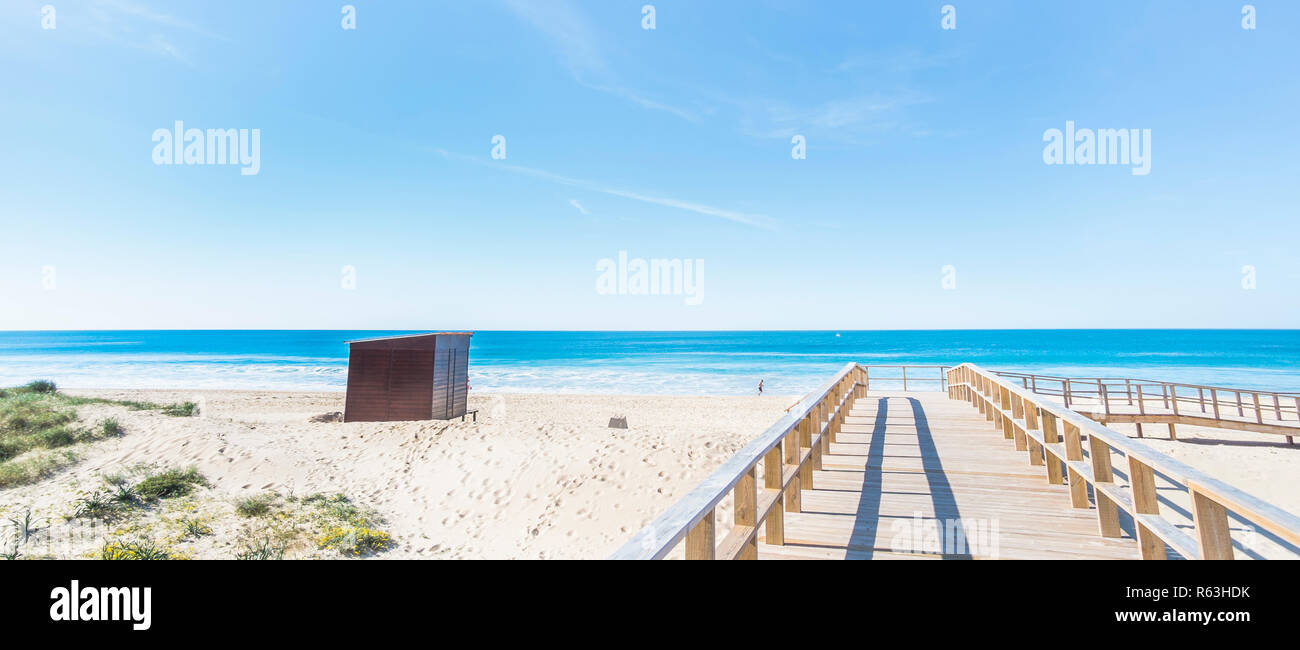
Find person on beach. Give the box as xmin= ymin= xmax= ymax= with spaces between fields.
xmin=757 ymin=380 xmax=764 ymax=395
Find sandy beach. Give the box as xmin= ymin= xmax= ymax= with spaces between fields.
xmin=1 ymin=389 xmax=793 ymax=559
xmin=3 ymin=386 xmax=1298 ymax=560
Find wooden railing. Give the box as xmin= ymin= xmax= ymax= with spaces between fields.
xmin=949 ymin=364 xmax=1300 ymax=559
xmin=994 ymin=370 xmax=1300 ymax=443
xmin=609 ymin=362 xmax=866 ymax=560
xmin=860 ymin=364 xmax=950 ymax=392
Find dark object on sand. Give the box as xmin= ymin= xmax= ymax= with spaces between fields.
xmin=343 ymin=332 xmax=473 ymax=422
xmin=609 ymin=416 xmax=628 ymax=429
xmin=310 ymin=412 xmax=343 ymax=423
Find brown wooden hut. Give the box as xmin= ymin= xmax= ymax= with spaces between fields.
xmin=343 ymin=332 xmax=472 ymax=422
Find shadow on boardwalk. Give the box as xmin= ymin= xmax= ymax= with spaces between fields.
xmin=848 ymin=396 xmax=971 ymax=559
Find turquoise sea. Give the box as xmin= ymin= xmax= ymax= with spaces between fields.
xmin=0 ymin=330 xmax=1298 ymax=395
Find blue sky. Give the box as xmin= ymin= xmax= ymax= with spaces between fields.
xmin=1 ymin=0 xmax=1297 ymax=330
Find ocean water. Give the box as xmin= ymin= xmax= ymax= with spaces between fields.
xmin=0 ymin=330 xmax=1298 ymax=395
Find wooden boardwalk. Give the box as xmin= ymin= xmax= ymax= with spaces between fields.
xmin=756 ymin=391 xmax=1139 ymax=560
xmin=612 ymin=363 xmax=1300 ymax=560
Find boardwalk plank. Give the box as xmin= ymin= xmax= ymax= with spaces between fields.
xmin=765 ymin=391 xmax=1140 ymax=560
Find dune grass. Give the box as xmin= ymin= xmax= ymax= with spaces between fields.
xmin=0 ymin=380 xmax=197 ymax=489
xmin=135 ymin=467 xmax=208 ymax=500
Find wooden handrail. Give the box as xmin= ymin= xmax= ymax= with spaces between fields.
xmin=994 ymin=370 xmax=1300 ymax=401
xmin=610 ymin=361 xmax=864 ymax=560
xmin=948 ymin=364 xmax=1300 ymax=559
xmin=993 ymin=370 xmax=1300 ymax=443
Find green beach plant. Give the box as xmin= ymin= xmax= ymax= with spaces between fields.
xmin=180 ymin=517 xmax=213 ymax=539
xmin=0 ymin=450 xmax=78 ymax=489
xmin=99 ymin=418 xmax=124 ymax=437
xmin=21 ymin=380 xmax=57 ymax=394
xmin=134 ymin=467 xmax=207 ymax=501
xmin=234 ymin=536 xmax=286 ymax=560
xmin=70 ymin=490 xmax=124 ymax=521
xmin=8 ymin=508 xmax=38 ymax=543
xmin=101 ymin=537 xmax=174 ymax=560
xmin=235 ymin=492 xmax=278 ymax=517
xmin=0 ymin=382 xmax=203 ymax=490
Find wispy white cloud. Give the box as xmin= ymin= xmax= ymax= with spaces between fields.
xmin=735 ymin=92 xmax=930 ymax=141
xmin=502 ymin=0 xmax=605 ymax=75
xmin=568 ymin=199 xmax=589 ymax=215
xmin=94 ymin=0 xmax=230 ymax=41
xmin=580 ymin=82 xmax=703 ymax=122
xmin=501 ymin=0 xmax=703 ymax=122
xmin=83 ymin=0 xmax=230 ymax=65
xmin=435 ymin=148 xmax=775 ymax=229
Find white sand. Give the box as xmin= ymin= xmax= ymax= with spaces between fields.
xmin=1 ymin=390 xmax=793 ymax=559
xmin=4 ymin=388 xmax=1295 ymax=560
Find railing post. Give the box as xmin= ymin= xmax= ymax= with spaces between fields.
xmin=1189 ymin=487 xmax=1234 ymax=560
xmin=1128 ymin=457 xmax=1165 ymax=560
xmin=1101 ymin=384 xmax=1111 ymax=415
xmin=1126 ymin=379 xmax=1134 ymax=405
xmin=784 ymin=426 xmax=801 ymax=513
xmin=1041 ymin=410 xmax=1063 ymax=485
xmin=1293 ymin=396 xmax=1299 ymax=445
xmin=763 ymin=447 xmax=784 ymax=545
xmin=1253 ymin=393 xmax=1263 ymax=424
xmin=1170 ymin=385 xmax=1179 ymax=416
xmin=1136 ymin=384 xmax=1146 ymax=416
xmin=1062 ymin=421 xmax=1088 ymax=507
xmin=1211 ymin=388 xmax=1220 ymax=419
xmin=1235 ymin=391 xmax=1244 ymax=417
xmin=1088 ymin=437 xmax=1123 ymax=538
xmin=1001 ymin=388 xmax=1018 ymax=445
xmin=685 ymin=509 xmax=716 ymax=560
xmin=901 ymin=366 xmax=908 ymax=392
xmin=1016 ymin=396 xmax=1036 ymax=462
xmin=801 ymin=412 xmax=816 ymax=491
xmin=1161 ymin=384 xmax=1169 ymax=410
xmin=1064 ymin=378 xmax=1072 ymax=408
xmin=734 ymin=467 xmax=758 ymax=560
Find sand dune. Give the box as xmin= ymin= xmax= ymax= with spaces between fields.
xmin=1 ymin=390 xmax=791 ymax=559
